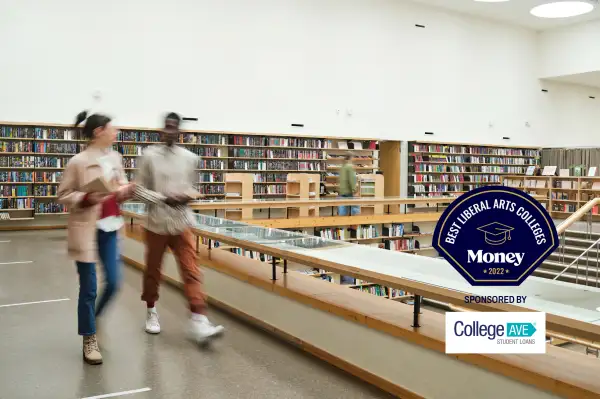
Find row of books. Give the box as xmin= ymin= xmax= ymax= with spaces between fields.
xmin=327 ymin=140 xmax=378 ymax=150
xmin=552 ymin=204 xmax=577 ymax=213
xmin=382 ymin=224 xmax=405 ymax=237
xmin=0 ymin=141 xmax=34 ymax=152
xmin=413 ymin=165 xmax=528 ymax=174
xmin=412 ymin=144 xmax=539 ymax=157
xmin=0 ymin=156 xmax=35 ymax=167
xmin=32 ymin=172 xmax=63 ymax=183
xmin=551 ymin=192 xmax=571 ymax=200
xmin=229 ymin=248 xmax=273 ymax=263
xmin=34 ymin=185 xmax=58 ymax=196
xmin=350 ymin=285 xmax=388 ymax=297
xmin=412 ymin=155 xmax=538 ymax=165
xmin=253 ymin=173 xmax=288 ymax=182
xmin=198 ymin=185 xmax=224 ymax=195
xmin=254 ymin=185 xmax=286 ymax=195
xmin=119 ymin=144 xmax=150 ymax=155
xmin=318 ymin=228 xmax=351 ymax=241
xmin=266 ymin=150 xmax=323 ymax=160
xmin=412 ymin=184 xmax=467 ymax=193
xmin=190 ymin=147 xmax=223 ymax=157
xmin=35 ymin=143 xmax=78 ymax=154
xmin=230 ymin=160 xmax=322 ymax=171
xmin=386 ymin=238 xmax=419 ymax=251
xmin=199 ymin=172 xmax=223 ymax=183
xmin=232 ymin=148 xmax=266 ymax=157
xmin=0 ymin=198 xmax=33 ymax=209
xmin=231 ymin=136 xmax=325 ymax=148
xmin=35 ymin=157 xmax=69 ymax=168
xmin=355 ymin=225 xmax=379 ymax=239
xmin=0 ymin=127 xmax=377 ymax=153
xmin=118 ymin=131 xmax=160 ymax=142
xmin=180 ymin=134 xmax=228 ymax=145
xmin=0 ymin=186 xmax=29 ymax=196
xmin=36 ymin=202 xmax=67 ymax=214
xmin=412 ymin=175 xmax=501 ymax=183
xmin=200 ymin=160 xmax=226 ymax=169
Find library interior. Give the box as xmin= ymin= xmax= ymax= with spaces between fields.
xmin=3 ymin=1 xmax=600 ymax=398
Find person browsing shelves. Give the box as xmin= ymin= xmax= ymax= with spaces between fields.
xmin=58 ymin=112 xmax=136 ymax=365
xmin=338 ymin=153 xmax=360 ymax=216
xmin=133 ymin=112 xmax=224 ymax=344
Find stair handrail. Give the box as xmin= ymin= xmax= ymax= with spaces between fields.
xmin=552 ymin=235 xmax=600 ymax=280
xmin=556 ymin=198 xmax=600 ymax=235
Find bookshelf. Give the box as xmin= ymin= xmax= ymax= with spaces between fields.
xmin=286 ymin=173 xmax=320 ymax=218
xmin=502 ymin=175 xmax=600 ymax=218
xmin=224 ymin=173 xmax=254 ymax=220
xmin=0 ymin=121 xmax=379 ymax=220
xmin=357 ymin=174 xmax=384 ymax=215
xmin=408 ymin=141 xmax=540 ymax=197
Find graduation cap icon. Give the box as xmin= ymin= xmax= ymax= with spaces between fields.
xmin=477 ymin=222 xmax=514 ymax=246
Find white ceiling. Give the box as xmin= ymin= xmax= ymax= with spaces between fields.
xmin=409 ymin=0 xmax=600 ymax=30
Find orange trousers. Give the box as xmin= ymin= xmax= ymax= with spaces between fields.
xmin=141 ymin=229 xmax=206 ymax=314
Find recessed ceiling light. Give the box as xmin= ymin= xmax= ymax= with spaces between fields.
xmin=531 ymin=1 xmax=594 ymax=18
xmin=474 ymin=0 xmax=510 ymax=2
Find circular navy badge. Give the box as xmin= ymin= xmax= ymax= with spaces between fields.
xmin=433 ymin=186 xmax=558 ymax=286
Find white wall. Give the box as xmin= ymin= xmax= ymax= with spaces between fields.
xmin=538 ymin=20 xmax=600 ymax=79
xmin=0 ymin=0 xmax=598 ymax=146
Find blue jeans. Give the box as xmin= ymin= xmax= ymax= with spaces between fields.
xmin=76 ymin=230 xmax=121 ymax=336
xmin=337 ymin=194 xmax=361 ymax=216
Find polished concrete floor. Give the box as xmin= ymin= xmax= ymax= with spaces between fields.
xmin=0 ymin=230 xmax=392 ymax=399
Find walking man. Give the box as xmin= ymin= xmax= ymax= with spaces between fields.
xmin=134 ymin=112 xmax=223 ymax=343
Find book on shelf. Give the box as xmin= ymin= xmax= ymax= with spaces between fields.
xmin=589 ymin=167 xmax=598 ymax=177
xmin=318 ymin=227 xmax=350 ymax=240
xmin=536 ymin=180 xmax=546 ymax=188
xmin=382 ymin=223 xmax=405 ymax=237
xmin=561 ymin=180 xmax=572 ymax=189
xmin=351 ymin=284 xmax=387 ymax=297
xmin=542 ymin=166 xmax=557 ymax=176
xmin=337 ymin=142 xmax=348 ymax=150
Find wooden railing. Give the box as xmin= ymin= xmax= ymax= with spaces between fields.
xmin=123 ymin=208 xmax=600 ymax=343
xmin=556 ymin=198 xmax=600 ymax=235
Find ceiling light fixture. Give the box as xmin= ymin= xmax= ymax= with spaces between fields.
xmin=474 ymin=0 xmax=510 ymax=2
xmin=531 ymin=1 xmax=595 ymax=18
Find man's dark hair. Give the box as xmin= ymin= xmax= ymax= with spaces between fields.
xmin=165 ymin=112 xmax=181 ymax=124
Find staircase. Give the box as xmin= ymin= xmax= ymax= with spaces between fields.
xmin=535 ymin=230 xmax=600 ymax=286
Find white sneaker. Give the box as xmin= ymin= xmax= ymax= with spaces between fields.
xmin=189 ymin=314 xmax=224 ymax=343
xmin=145 ymin=308 xmax=161 ymax=334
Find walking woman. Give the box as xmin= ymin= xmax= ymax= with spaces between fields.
xmin=58 ymin=112 xmax=135 ymax=365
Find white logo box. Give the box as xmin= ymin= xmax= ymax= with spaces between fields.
xmin=445 ymin=312 xmax=546 ymax=354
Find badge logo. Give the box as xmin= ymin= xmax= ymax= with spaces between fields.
xmin=433 ymin=186 xmax=558 ymax=286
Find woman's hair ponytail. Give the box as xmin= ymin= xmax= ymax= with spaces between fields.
xmin=74 ymin=111 xmax=111 ymax=140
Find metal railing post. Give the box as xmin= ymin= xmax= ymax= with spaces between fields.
xmin=596 ymin=239 xmax=599 ymax=288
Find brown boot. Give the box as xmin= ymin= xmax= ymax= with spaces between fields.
xmin=83 ymin=334 xmax=103 ymax=365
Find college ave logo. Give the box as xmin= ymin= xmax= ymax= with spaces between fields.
xmin=433 ymin=186 xmax=558 ymax=286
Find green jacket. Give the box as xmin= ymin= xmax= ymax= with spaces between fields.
xmin=339 ymin=162 xmax=357 ymax=196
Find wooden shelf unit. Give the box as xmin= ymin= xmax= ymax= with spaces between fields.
xmin=224 ymin=173 xmax=254 ymax=220
xmin=0 ymin=121 xmax=380 ymax=220
xmin=286 ymin=173 xmax=320 ymax=218
xmin=502 ymin=175 xmax=600 ymax=218
xmin=357 ymin=174 xmax=384 ymax=215
xmin=408 ymin=141 xmax=540 ymax=197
